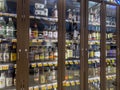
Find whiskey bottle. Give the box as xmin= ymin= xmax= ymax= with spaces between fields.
xmin=31 ymin=23 xmax=38 ymax=39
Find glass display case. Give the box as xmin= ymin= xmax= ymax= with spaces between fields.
xmin=88 ymin=1 xmax=101 ymax=90
xmin=29 ymin=0 xmax=58 ymax=90
xmin=106 ymin=4 xmax=117 ymax=90
xmin=0 ymin=0 xmax=17 ymax=90
xmin=63 ymin=0 xmax=80 ymax=90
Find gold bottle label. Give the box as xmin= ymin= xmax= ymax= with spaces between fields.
xmin=11 ymin=53 xmax=16 ymax=61
xmin=40 ymin=75 xmax=46 ymax=84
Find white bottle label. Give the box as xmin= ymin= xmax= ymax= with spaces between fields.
xmin=6 ymin=77 xmax=12 ymax=87
xmin=0 ymin=77 xmax=5 ymax=88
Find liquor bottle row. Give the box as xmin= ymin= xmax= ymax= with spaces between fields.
xmin=29 ymin=45 xmax=58 ymax=61
xmin=30 ymin=66 xmax=57 ymax=84
xmin=65 ymin=42 xmax=80 ymax=60
xmin=106 ymin=60 xmax=116 ymax=75
xmin=0 ymin=17 xmax=16 ymax=39
xmin=65 ymin=64 xmax=80 ymax=80
xmin=29 ymin=23 xmax=58 ymax=40
xmin=88 ymin=32 xmax=116 ymax=41
xmin=0 ymin=66 xmax=16 ymax=89
xmin=0 ymin=42 xmax=16 ymax=63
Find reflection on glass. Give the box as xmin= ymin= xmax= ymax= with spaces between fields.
xmin=106 ymin=5 xmax=116 ymax=90
xmin=88 ymin=1 xmax=100 ymax=90
xmin=64 ymin=0 xmax=80 ymax=90
xmin=29 ymin=0 xmax=58 ymax=90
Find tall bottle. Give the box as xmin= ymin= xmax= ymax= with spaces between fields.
xmin=0 ymin=72 xmax=5 ymax=88
xmin=53 ymin=2 xmax=58 ymax=18
xmin=31 ymin=23 xmax=38 ymax=39
xmin=6 ymin=18 xmax=15 ymax=39
xmin=44 ymin=0 xmax=48 ymax=16
xmin=0 ymin=17 xmax=6 ymax=38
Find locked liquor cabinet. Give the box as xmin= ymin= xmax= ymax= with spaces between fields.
xmin=0 ymin=0 xmax=120 ymax=90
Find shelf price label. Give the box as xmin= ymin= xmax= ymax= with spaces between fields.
xmin=38 ymin=63 xmax=42 ymax=67
xmin=48 ymin=63 xmax=53 ymax=66
xmin=43 ymin=63 xmax=48 ymax=66
xmin=12 ymin=39 xmax=17 ymax=42
xmin=41 ymin=85 xmax=46 ymax=90
xmin=76 ymin=81 xmax=80 ymax=85
xmin=65 ymin=61 xmax=69 ymax=65
xmin=53 ymin=83 xmax=57 ymax=88
xmin=74 ymin=61 xmax=79 ymax=64
xmin=47 ymin=84 xmax=52 ymax=89
xmin=69 ymin=61 xmax=73 ymax=65
xmin=29 ymin=87 xmax=33 ymax=90
xmin=2 ymin=65 xmax=9 ymax=70
xmin=0 ymin=66 xmax=2 ymax=70
xmin=34 ymin=86 xmax=39 ymax=90
xmin=31 ymin=63 xmax=36 ymax=68
xmin=70 ymin=81 xmax=75 ymax=86
xmin=66 ymin=82 xmax=70 ymax=87
xmin=63 ymin=81 xmax=66 ymax=86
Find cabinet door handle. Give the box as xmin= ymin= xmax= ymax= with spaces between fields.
xmin=18 ymin=49 xmax=22 ymax=60
xmin=22 ymin=0 xmax=25 ymax=21
xmin=25 ymin=49 xmax=29 ymax=59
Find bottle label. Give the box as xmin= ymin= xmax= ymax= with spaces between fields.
xmin=10 ymin=53 xmax=16 ymax=61
xmin=35 ymin=54 xmax=40 ymax=60
xmin=40 ymin=75 xmax=45 ymax=84
xmin=6 ymin=78 xmax=12 ymax=87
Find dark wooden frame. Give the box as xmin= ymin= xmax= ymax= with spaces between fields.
xmin=15 ymin=0 xmax=120 ymax=90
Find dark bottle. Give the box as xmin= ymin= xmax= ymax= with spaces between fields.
xmin=10 ymin=42 xmax=17 ymax=62
xmin=31 ymin=23 xmax=38 ymax=39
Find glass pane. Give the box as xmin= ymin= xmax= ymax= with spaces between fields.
xmin=0 ymin=0 xmax=17 ymax=90
xmin=64 ymin=0 xmax=80 ymax=90
xmin=106 ymin=5 xmax=116 ymax=90
xmin=104 ymin=0 xmax=120 ymax=4
xmin=88 ymin=1 xmax=100 ymax=90
xmin=29 ymin=0 xmax=58 ymax=90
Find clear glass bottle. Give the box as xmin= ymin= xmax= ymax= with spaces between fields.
xmin=6 ymin=18 xmax=15 ymax=39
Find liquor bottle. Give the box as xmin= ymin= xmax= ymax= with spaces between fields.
xmin=6 ymin=18 xmax=15 ymax=39
xmin=48 ymin=46 xmax=54 ymax=60
xmin=51 ymin=66 xmax=56 ymax=81
xmin=31 ymin=23 xmax=38 ymax=39
xmin=0 ymin=72 xmax=5 ymax=88
xmin=39 ymin=46 xmax=44 ymax=61
xmin=43 ymin=46 xmax=49 ymax=61
xmin=3 ymin=43 xmax=9 ymax=62
xmin=10 ymin=42 xmax=17 ymax=62
xmin=44 ymin=0 xmax=48 ymax=16
xmin=53 ymin=2 xmax=58 ymax=18
xmin=39 ymin=68 xmax=46 ymax=84
xmin=6 ymin=70 xmax=13 ymax=87
xmin=53 ymin=46 xmax=58 ymax=61
xmin=0 ymin=17 xmax=6 ymax=38
xmin=34 ymin=68 xmax=39 ymax=83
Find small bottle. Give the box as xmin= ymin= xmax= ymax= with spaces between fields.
xmin=44 ymin=0 xmax=48 ymax=16
xmin=10 ymin=42 xmax=17 ymax=62
xmin=6 ymin=70 xmax=13 ymax=87
xmin=32 ymin=23 xmax=38 ymax=39
xmin=0 ymin=17 xmax=6 ymax=38
xmin=34 ymin=68 xmax=39 ymax=83
xmin=0 ymin=72 xmax=5 ymax=88
xmin=3 ymin=44 xmax=9 ymax=62
xmin=53 ymin=3 xmax=58 ymax=17
xmin=6 ymin=18 xmax=15 ymax=39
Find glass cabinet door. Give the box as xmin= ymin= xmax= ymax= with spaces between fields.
xmin=88 ymin=1 xmax=101 ymax=90
xmin=29 ymin=0 xmax=58 ymax=90
xmin=0 ymin=0 xmax=17 ymax=90
xmin=63 ymin=0 xmax=80 ymax=90
xmin=106 ymin=5 xmax=117 ymax=90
